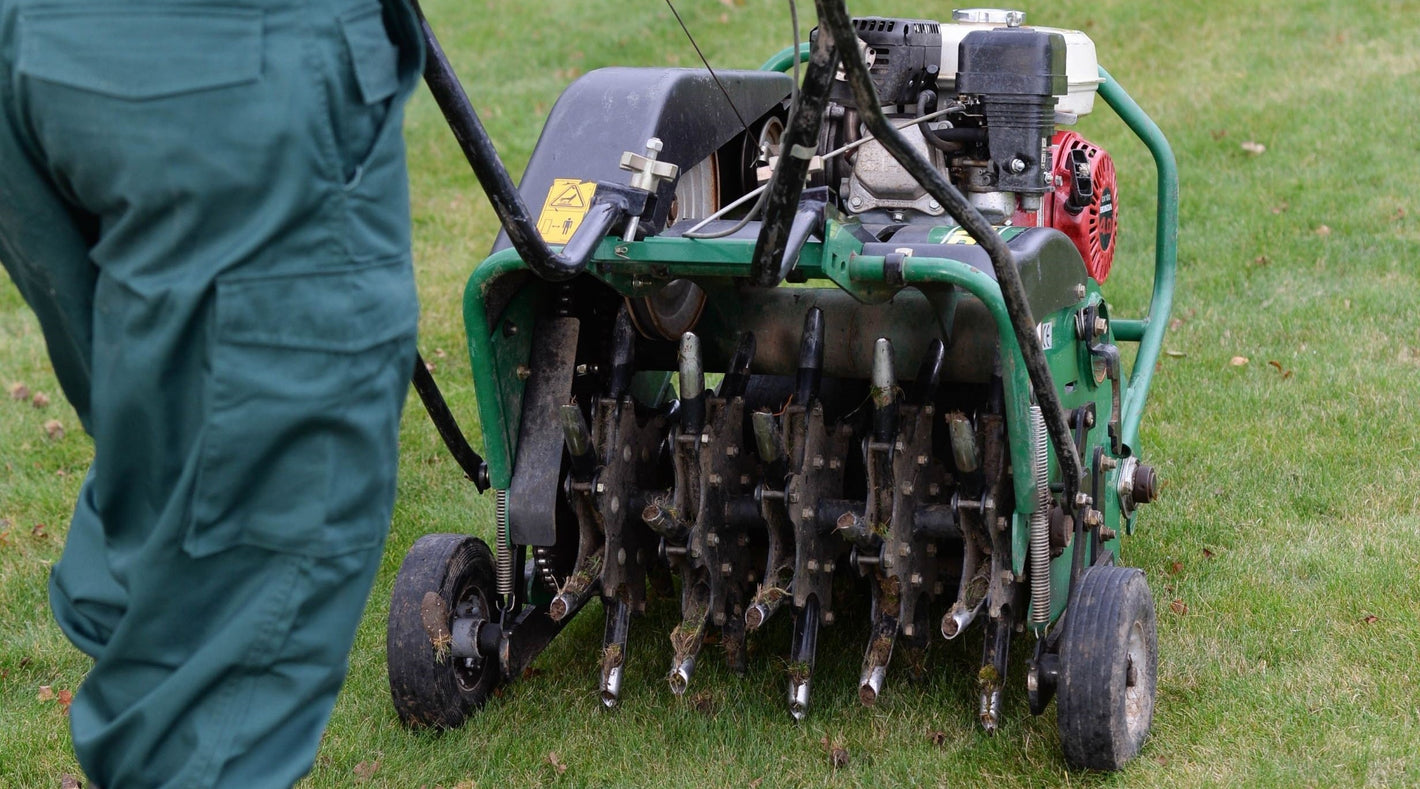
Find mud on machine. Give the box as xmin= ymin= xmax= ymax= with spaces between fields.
xmin=388 ymin=2 xmax=1177 ymax=770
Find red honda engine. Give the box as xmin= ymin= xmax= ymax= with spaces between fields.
xmin=1042 ymin=130 xmax=1118 ymax=283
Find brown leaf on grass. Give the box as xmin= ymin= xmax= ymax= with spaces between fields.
xmin=749 ymin=779 xmax=763 ymax=789
xmin=57 ymin=688 xmax=73 ymax=714
xmin=688 ymin=689 xmax=718 ymax=716
xmin=37 ymin=685 xmax=55 ymax=702
xmin=1363 ymin=614 xmax=1379 ymax=625
xmin=1202 ymin=548 xmax=1216 ymax=560
xmin=547 ymin=751 xmax=567 ymax=775
xmin=521 ymin=666 xmax=544 ymax=680
xmin=1169 ymin=599 xmax=1189 ymax=616
xmin=352 ymin=761 xmax=379 ymax=782
xmin=1315 ymin=224 xmax=1332 ymax=237
xmin=1210 ymin=129 xmax=1227 ymax=141
xmin=928 ymin=730 xmax=950 ymax=747
xmin=1240 ymin=140 xmax=1266 ymax=155
xmin=423 ymin=359 xmax=437 ymax=372
xmin=1267 ymin=360 xmax=1294 ymax=379
xmin=1229 ymin=356 xmax=1249 ymax=367
xmin=830 ymin=746 xmax=850 ymax=769
xmin=1167 ymin=561 xmax=1184 ymax=576
xmin=1393 ymin=207 xmax=1406 ymax=221
xmin=60 ymin=775 xmax=81 ymax=789
xmin=31 ymin=392 xmax=50 ymax=408
xmin=1253 ymin=255 xmax=1270 ymax=266
xmin=31 ymin=523 xmax=45 ymax=538
xmin=434 ymin=348 xmax=447 ymax=358
xmin=1270 ymin=202 xmax=1288 ymax=214
xmin=8 ymin=382 xmax=29 ymax=400
xmin=43 ymin=419 xmax=64 ymax=440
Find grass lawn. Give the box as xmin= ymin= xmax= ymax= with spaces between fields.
xmin=3 ymin=0 xmax=1418 ymax=786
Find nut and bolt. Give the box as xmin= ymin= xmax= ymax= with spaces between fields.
xmin=1008 ymin=158 xmax=1027 ymax=174
xmin=515 ymin=365 xmax=532 ymax=380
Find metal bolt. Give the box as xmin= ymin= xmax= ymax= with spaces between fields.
xmin=899 ymin=544 xmax=911 ymax=558
xmin=707 ymin=532 xmax=720 ymax=547
xmin=901 ymin=482 xmax=915 ymax=496
xmin=829 ymin=459 xmax=842 ymax=470
xmin=850 ymin=196 xmax=863 ymax=208
xmin=1073 ymin=284 xmax=1087 ymax=300
xmin=1008 ymin=158 xmax=1027 ymax=174
xmin=910 ymin=572 xmax=924 ymax=587
xmin=928 ymin=483 xmax=941 ymax=497
xmin=708 ymin=473 xmax=722 ymax=486
xmin=788 ymin=490 xmax=800 ymax=504
xmin=802 ymin=507 xmax=815 ymax=520
xmin=610 ymin=497 xmax=620 ymax=514
xmin=904 ymin=623 xmax=916 ymax=637
xmin=807 ymin=560 xmax=819 ymax=571
xmin=894 ymin=440 xmax=906 ymax=453
xmin=1094 ymin=317 xmax=1109 ymax=337
xmin=721 ymin=562 xmax=733 ymax=575
xmin=515 ymin=365 xmax=532 ymax=380
xmin=622 ymin=446 xmax=632 ymax=462
xmin=926 ymin=543 xmax=937 ymax=557
xmin=617 ymin=547 xmax=627 ymax=565
xmin=1100 ymin=455 xmax=1118 ymax=470
xmin=726 ymin=445 xmax=739 ymax=458
xmin=933 ymin=581 xmax=945 ymax=595
xmin=916 ymin=454 xmax=929 ymax=467
xmin=812 ymin=455 xmax=825 ymax=470
xmin=740 ymin=474 xmax=752 ymax=487
xmin=928 ymin=199 xmax=940 ymax=211
xmin=595 ymin=482 xmax=606 ymax=494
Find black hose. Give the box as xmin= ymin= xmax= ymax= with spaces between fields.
xmin=812 ymin=0 xmax=1083 ymax=502
xmin=748 ymin=25 xmax=839 ymax=287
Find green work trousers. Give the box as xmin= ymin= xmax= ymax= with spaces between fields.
xmin=0 ymin=0 xmax=423 ymax=785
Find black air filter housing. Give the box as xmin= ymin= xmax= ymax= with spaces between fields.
xmin=956 ymin=28 xmax=1067 ymax=194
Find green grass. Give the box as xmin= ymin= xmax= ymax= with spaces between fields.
xmin=4 ymin=0 xmax=1420 ymax=785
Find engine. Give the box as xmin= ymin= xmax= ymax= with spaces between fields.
xmin=814 ymin=9 xmax=1119 ymax=281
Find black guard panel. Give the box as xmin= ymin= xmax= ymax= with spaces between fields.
xmin=493 ymin=67 xmax=792 ymax=252
xmin=863 ymin=226 xmax=1088 ymax=320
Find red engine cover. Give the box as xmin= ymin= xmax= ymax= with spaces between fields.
xmin=1043 ymin=130 xmax=1118 ymax=283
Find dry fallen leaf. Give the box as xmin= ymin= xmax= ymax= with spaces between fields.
xmin=547 ymin=751 xmax=567 ymax=775
xmin=1271 ymin=202 xmax=1288 ymax=214
xmin=1253 ymin=255 xmax=1270 ymax=266
xmin=1170 ymin=599 xmax=1189 ymax=616
xmin=1315 ymin=224 xmax=1332 ymax=237
xmin=31 ymin=392 xmax=50 ymax=408
xmin=37 ymin=685 xmax=55 ymax=702
xmin=749 ymin=779 xmax=764 ymax=789
xmin=1168 ymin=561 xmax=1184 ymax=576
xmin=830 ymin=746 xmax=850 ymax=769
xmin=1363 ymin=614 xmax=1379 ymax=625
xmin=1240 ymin=140 xmax=1266 ymax=155
xmin=352 ymin=761 xmax=379 ymax=782
xmin=57 ymin=688 xmax=73 ymax=713
xmin=1229 ymin=356 xmax=1249 ymax=367
xmin=31 ymin=523 xmax=45 ymax=538
xmin=1210 ymin=129 xmax=1228 ymax=141
xmin=43 ymin=419 xmax=64 ymax=440
xmin=928 ymin=730 xmax=949 ymax=747
xmin=60 ymin=776 xmax=81 ymax=789
xmin=8 ymin=382 xmax=29 ymax=400
xmin=1202 ymin=548 xmax=1216 ymax=559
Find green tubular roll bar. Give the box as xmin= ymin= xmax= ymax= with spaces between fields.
xmin=464 ymin=51 xmax=1177 ymax=505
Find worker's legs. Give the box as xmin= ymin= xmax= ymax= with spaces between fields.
xmin=0 ymin=0 xmax=423 ymax=784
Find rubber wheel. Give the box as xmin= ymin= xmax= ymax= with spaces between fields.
xmin=1056 ymin=565 xmax=1158 ymax=770
xmin=387 ymin=534 xmax=501 ymax=728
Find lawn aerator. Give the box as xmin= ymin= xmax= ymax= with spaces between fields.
xmin=387 ymin=1 xmax=1177 ymax=770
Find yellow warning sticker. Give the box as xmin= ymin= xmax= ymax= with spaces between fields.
xmin=536 ymin=179 xmax=598 ymax=244
xmin=943 ymin=228 xmax=977 ymax=245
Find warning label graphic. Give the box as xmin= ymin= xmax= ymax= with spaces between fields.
xmin=537 ymin=179 xmax=598 ymax=244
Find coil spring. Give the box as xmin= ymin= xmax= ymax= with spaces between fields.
xmin=495 ymin=489 xmax=514 ymax=599
xmin=1028 ymin=406 xmax=1052 ymax=627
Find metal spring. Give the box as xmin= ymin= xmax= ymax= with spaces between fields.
xmin=1028 ymin=405 xmax=1052 ymax=627
xmin=495 ymin=489 xmax=514 ymax=599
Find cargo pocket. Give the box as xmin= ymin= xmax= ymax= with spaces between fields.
xmin=16 ymin=7 xmax=263 ymax=100
xmin=185 ymin=259 xmax=418 ymax=558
